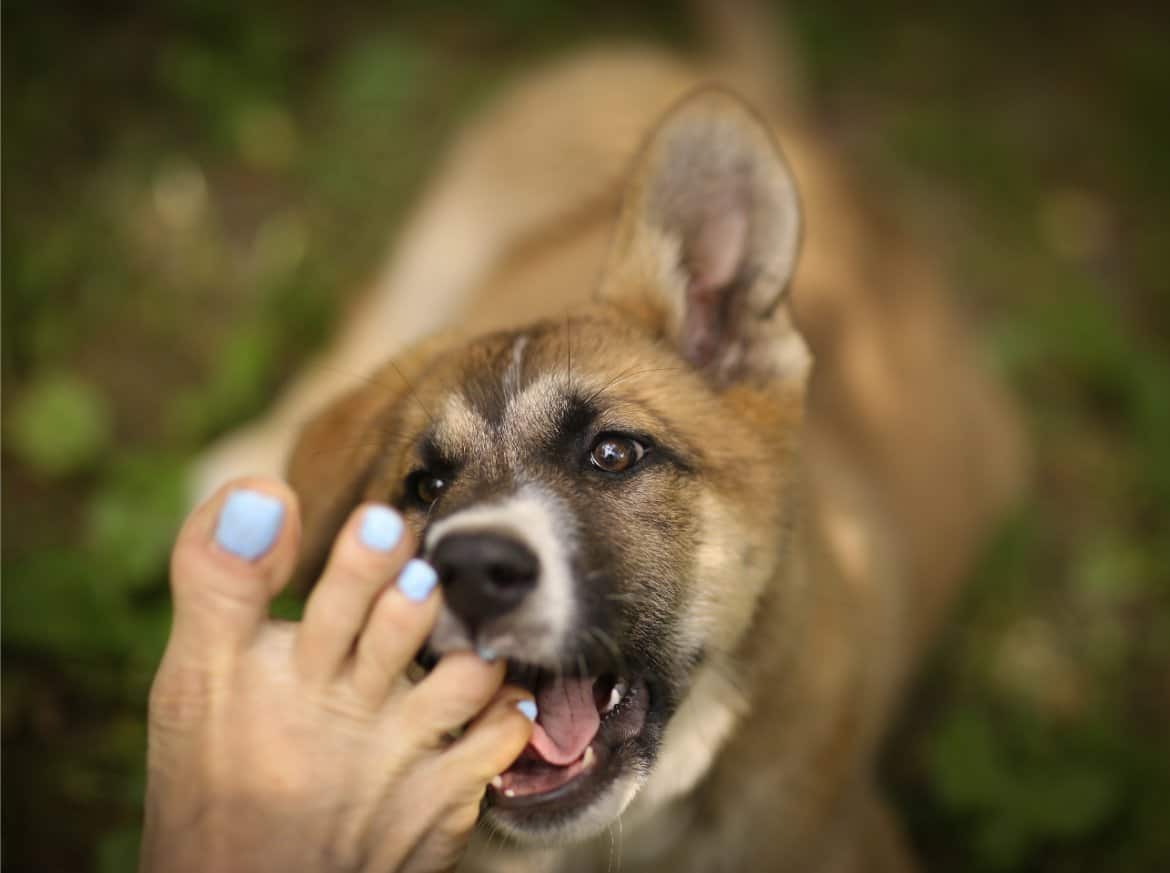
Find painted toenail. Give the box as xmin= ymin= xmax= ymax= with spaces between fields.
xmin=516 ymin=700 xmax=538 ymax=721
xmin=478 ymin=646 xmax=497 ymax=662
xmin=397 ymin=559 xmax=437 ymax=603
xmin=214 ymin=489 xmax=285 ymax=561
xmin=359 ymin=505 xmax=404 ymax=552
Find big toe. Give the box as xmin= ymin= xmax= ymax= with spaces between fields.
xmin=168 ymin=477 xmax=301 ymax=654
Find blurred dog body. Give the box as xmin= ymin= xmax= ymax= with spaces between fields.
xmin=193 ymin=21 xmax=1025 ymax=873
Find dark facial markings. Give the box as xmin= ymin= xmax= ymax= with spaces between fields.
xmin=404 ymin=468 xmax=447 ymax=507
xmin=397 ymin=380 xmax=699 ymax=517
xmin=399 ymin=432 xmax=460 ymax=511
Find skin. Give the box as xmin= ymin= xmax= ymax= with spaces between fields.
xmin=140 ymin=476 xmax=536 ymax=873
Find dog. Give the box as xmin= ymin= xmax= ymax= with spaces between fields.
xmin=193 ymin=21 xmax=1026 ymax=873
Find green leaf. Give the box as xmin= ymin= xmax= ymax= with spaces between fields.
xmin=927 ymin=707 xmax=1012 ymax=810
xmin=96 ymin=826 xmax=142 ymax=873
xmin=85 ymin=453 xmax=188 ymax=591
xmin=1017 ymin=765 xmax=1119 ymax=837
xmin=1 ymin=549 xmax=134 ymax=656
xmin=6 ymin=372 xmax=113 ymax=476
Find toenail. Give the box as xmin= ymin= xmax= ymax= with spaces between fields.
xmin=478 ymin=646 xmax=497 ymax=662
xmin=397 ymin=559 xmax=437 ymax=603
xmin=516 ymin=700 xmax=538 ymax=721
xmin=214 ymin=489 xmax=285 ymax=561
xmin=359 ymin=505 xmax=404 ymax=552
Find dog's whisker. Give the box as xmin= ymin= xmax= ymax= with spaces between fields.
xmin=586 ymin=626 xmax=627 ymax=677
xmin=616 ymin=812 xmax=625 ymax=873
xmin=582 ymin=366 xmax=685 ymax=406
xmin=304 ymin=438 xmax=397 ymax=461
xmin=388 ymin=359 xmax=437 ymax=427
xmin=607 ymin=820 xmax=617 ymax=873
xmin=604 ymin=591 xmax=640 ymax=602
xmin=316 ymin=363 xmax=401 ymax=393
xmin=564 ymin=312 xmax=574 ymax=388
xmin=482 ymin=816 xmax=504 ymax=856
xmin=582 ymin=362 xmax=642 ymax=406
xmin=315 ymin=362 xmax=436 ymax=428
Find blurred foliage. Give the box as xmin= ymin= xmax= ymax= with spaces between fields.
xmin=6 ymin=372 xmax=114 ymax=475
xmin=2 ymin=2 xmax=1168 ymax=872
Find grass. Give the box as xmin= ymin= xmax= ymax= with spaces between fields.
xmin=3 ymin=2 xmax=1168 ymax=871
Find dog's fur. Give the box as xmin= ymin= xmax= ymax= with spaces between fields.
xmin=194 ymin=27 xmax=1025 ymax=873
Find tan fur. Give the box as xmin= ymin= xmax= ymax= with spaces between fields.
xmin=198 ymin=38 xmax=1025 ymax=873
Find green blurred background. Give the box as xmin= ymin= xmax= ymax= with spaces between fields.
xmin=3 ymin=2 xmax=1168 ymax=871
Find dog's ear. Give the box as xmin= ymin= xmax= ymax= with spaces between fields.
xmin=600 ymin=87 xmax=807 ymax=384
xmin=285 ymin=372 xmax=400 ymax=589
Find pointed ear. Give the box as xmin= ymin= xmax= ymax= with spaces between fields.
xmin=600 ymin=87 xmax=807 ymax=384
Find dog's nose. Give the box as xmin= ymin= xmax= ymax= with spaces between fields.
xmin=431 ymin=532 xmax=539 ymax=630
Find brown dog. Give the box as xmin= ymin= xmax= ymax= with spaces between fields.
xmin=193 ymin=34 xmax=1025 ymax=873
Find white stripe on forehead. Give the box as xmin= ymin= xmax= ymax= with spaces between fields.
xmin=432 ymin=350 xmax=569 ymax=468
xmin=503 ymin=334 xmax=530 ymax=398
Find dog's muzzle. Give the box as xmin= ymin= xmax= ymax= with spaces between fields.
xmin=431 ymin=531 xmax=539 ymax=632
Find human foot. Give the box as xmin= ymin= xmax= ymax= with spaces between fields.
xmin=141 ymin=478 xmax=535 ymax=873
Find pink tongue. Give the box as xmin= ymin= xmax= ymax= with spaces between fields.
xmin=529 ymin=677 xmax=600 ymax=766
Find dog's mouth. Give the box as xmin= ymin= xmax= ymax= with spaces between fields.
xmin=490 ymin=668 xmax=650 ymax=810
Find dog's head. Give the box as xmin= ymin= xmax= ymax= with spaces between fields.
xmin=288 ymin=89 xmax=810 ymax=844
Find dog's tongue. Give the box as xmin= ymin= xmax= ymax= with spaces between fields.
xmin=529 ymin=676 xmax=600 ymax=766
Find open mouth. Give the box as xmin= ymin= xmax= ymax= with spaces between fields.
xmin=490 ymin=669 xmax=650 ymax=809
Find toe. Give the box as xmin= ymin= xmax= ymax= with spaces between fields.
xmin=441 ymin=686 xmax=536 ymax=792
xmin=168 ymin=478 xmax=301 ymax=655
xmin=403 ymin=652 xmax=506 ymax=738
xmin=349 ymin=559 xmax=442 ymax=706
xmin=295 ymin=504 xmax=419 ymax=684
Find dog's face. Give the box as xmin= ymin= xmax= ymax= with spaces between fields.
xmin=289 ymin=89 xmax=810 ymax=844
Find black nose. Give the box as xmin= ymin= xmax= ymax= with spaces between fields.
xmin=431 ymin=532 xmax=539 ymax=631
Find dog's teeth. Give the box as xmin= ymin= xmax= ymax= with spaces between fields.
xmin=603 ymin=678 xmax=631 ymax=711
xmin=583 ymin=746 xmax=596 ymax=769
xmin=504 ymin=789 xmax=516 ymax=798
xmin=603 ymin=686 xmax=621 ymax=713
xmin=491 ymin=775 xmax=503 ymax=790
xmin=602 ymin=679 xmax=629 ymax=714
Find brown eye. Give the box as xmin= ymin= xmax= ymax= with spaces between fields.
xmin=407 ymin=471 xmax=447 ymax=505
xmin=589 ymin=435 xmax=647 ymax=473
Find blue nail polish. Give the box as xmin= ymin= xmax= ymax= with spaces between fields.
xmin=478 ymin=646 xmax=497 ymax=662
xmin=397 ymin=559 xmax=437 ymax=603
xmin=359 ymin=505 xmax=404 ymax=552
xmin=214 ymin=490 xmax=285 ymax=561
xmin=516 ymin=700 xmax=538 ymax=722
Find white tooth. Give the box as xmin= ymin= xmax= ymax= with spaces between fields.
xmin=583 ymin=746 xmax=596 ymax=769
xmin=491 ymin=775 xmax=503 ymax=789
xmin=603 ymin=686 xmax=621 ymax=714
xmin=504 ymin=789 xmax=516 ymax=798
xmin=602 ymin=679 xmax=629 ymax=714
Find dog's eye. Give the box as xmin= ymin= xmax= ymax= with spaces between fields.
xmin=589 ymin=435 xmax=646 ymax=473
xmin=406 ymin=470 xmax=447 ymax=506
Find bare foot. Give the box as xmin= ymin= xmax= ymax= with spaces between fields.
xmin=141 ymin=478 xmax=535 ymax=873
